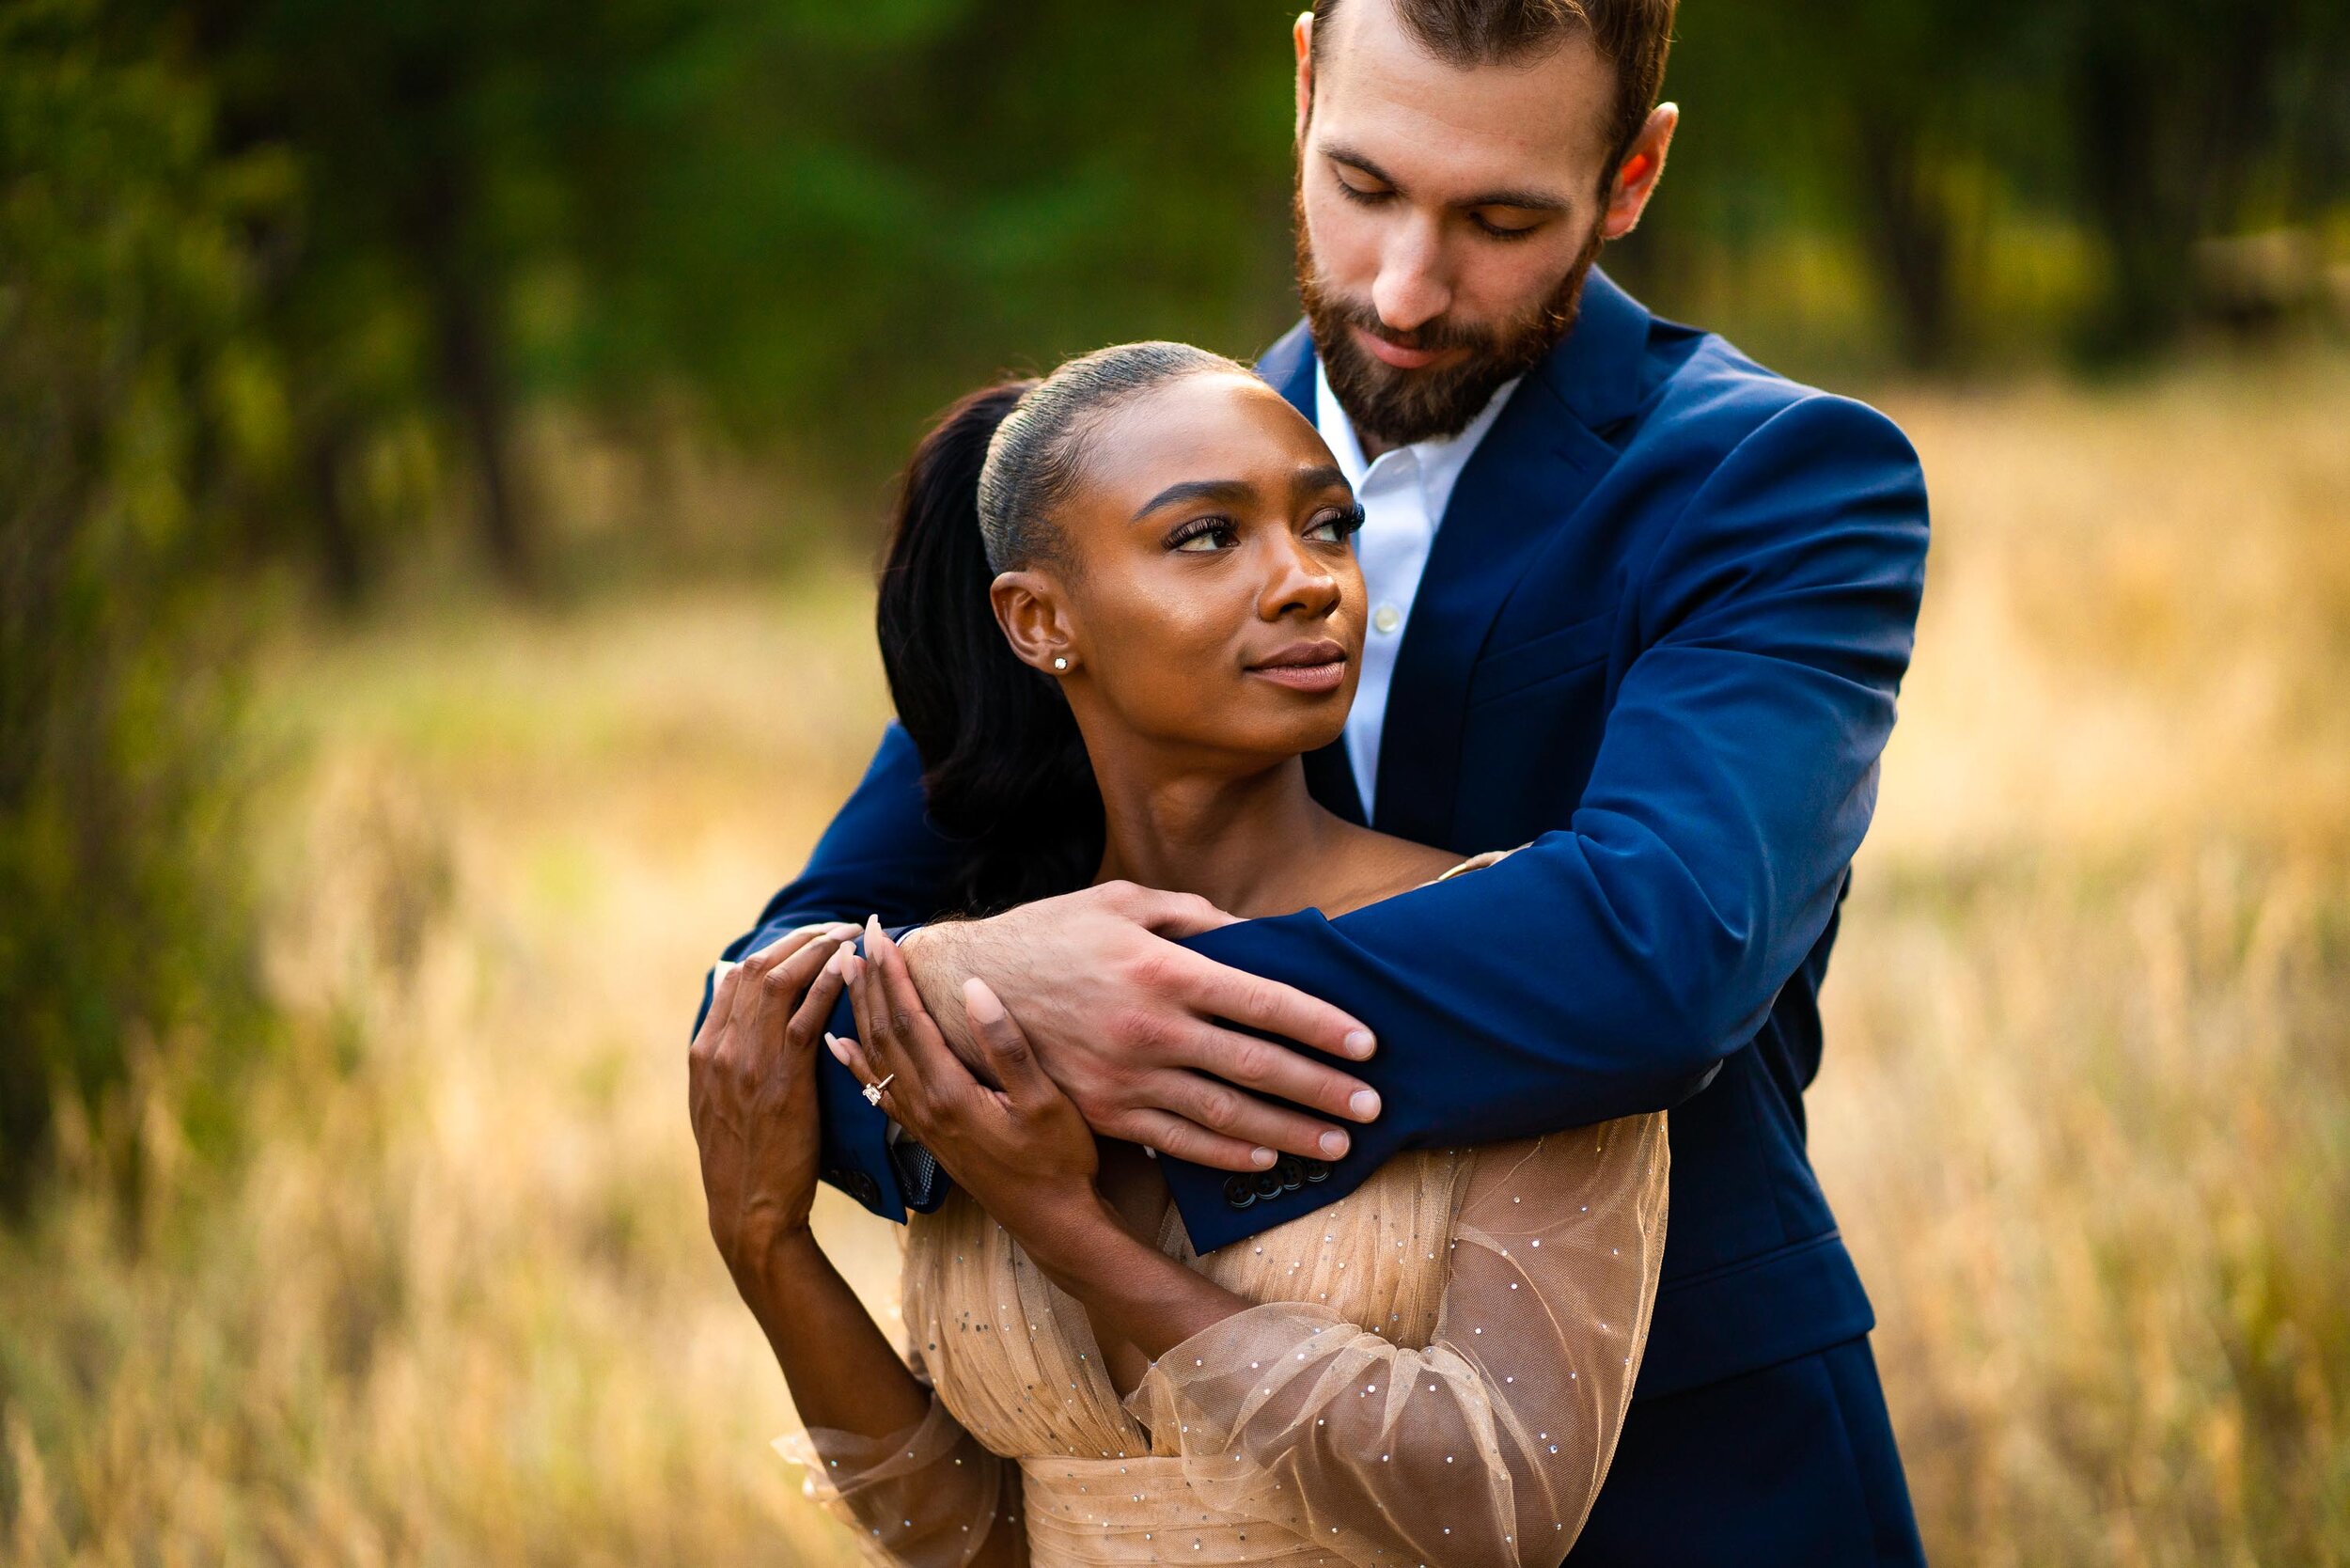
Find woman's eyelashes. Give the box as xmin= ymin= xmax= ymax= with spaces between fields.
xmin=1307 ymin=501 xmax=1368 ymax=544
xmin=1163 ymin=503 xmax=1362 ymax=554
xmin=1166 ymin=514 xmax=1241 ymax=553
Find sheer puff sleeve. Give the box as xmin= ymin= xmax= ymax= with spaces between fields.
xmin=775 ymin=1379 xmax=1025 ymax=1568
xmin=1124 ymin=1115 xmax=1668 ymax=1566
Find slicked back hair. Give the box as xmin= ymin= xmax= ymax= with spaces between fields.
xmin=976 ymin=340 xmax=1246 ymax=573
xmin=1308 ymin=0 xmax=1677 ymax=188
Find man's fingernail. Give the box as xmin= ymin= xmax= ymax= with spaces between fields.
xmin=1348 ymin=1089 xmax=1381 ymax=1121
xmin=1342 ymin=1029 xmax=1375 ymax=1058
xmin=1318 ymin=1129 xmax=1350 ymax=1159
xmin=1251 ymin=1147 xmax=1277 ymax=1168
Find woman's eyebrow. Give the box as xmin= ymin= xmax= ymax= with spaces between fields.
xmin=1292 ymin=463 xmax=1349 ymax=498
xmin=1132 ymin=478 xmax=1255 ymax=521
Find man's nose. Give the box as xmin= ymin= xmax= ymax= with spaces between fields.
xmin=1371 ymin=215 xmax=1452 ymax=335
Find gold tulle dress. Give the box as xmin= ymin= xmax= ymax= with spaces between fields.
xmin=778 ymin=1110 xmax=1668 ymax=1567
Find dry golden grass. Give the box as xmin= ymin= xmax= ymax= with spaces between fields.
xmin=3 ymin=353 xmax=2346 ymax=1565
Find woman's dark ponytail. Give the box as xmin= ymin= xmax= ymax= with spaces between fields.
xmin=875 ymin=381 xmax=1103 ymax=914
xmin=877 ymin=343 xmax=1246 ymax=915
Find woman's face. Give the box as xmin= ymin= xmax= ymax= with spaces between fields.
xmin=994 ymin=370 xmax=1367 ymax=773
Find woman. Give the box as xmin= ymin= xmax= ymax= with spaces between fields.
xmin=687 ymin=342 xmax=1667 ymax=1567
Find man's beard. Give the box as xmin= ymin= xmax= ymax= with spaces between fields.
xmin=1295 ymin=180 xmax=1605 ymax=448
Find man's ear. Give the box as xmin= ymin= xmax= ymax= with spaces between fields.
xmin=1600 ymin=102 xmax=1679 ymax=242
xmin=991 ymin=570 xmax=1078 ymax=676
xmin=1292 ymin=11 xmax=1314 ymax=143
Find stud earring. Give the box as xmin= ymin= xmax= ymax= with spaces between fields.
xmin=1053 ymin=656 xmax=1070 ymax=671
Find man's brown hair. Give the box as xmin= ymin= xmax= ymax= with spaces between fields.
xmin=1308 ymin=0 xmax=1677 ymax=186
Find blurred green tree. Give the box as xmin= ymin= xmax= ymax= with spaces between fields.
xmin=0 ymin=0 xmax=274 ymax=1209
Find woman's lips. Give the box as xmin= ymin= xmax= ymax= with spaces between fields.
xmin=1247 ymin=641 xmax=1349 ymax=695
xmin=1351 ymin=323 xmax=1455 ymax=371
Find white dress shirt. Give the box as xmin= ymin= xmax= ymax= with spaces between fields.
xmin=1314 ymin=359 xmax=1523 ymax=820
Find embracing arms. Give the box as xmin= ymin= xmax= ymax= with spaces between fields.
xmin=712 ymin=391 xmax=1925 ymax=1225
xmin=830 ymin=925 xmax=1669 ymax=1567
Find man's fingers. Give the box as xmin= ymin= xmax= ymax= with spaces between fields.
xmin=962 ymin=979 xmax=1053 ymax=1110
xmin=1110 ymin=1106 xmax=1277 ymax=1173
xmin=1181 ymin=1020 xmax=1381 ymax=1124
xmin=1146 ymin=1067 xmax=1353 ymax=1164
xmin=1124 ymin=886 xmax=1242 ymax=939
xmin=1173 ymin=952 xmax=1376 ymax=1062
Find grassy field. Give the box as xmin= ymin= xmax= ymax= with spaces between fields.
xmin=3 ymin=352 xmax=2347 ymax=1565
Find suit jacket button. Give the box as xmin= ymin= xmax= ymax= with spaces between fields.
xmin=1251 ymin=1168 xmax=1286 ymax=1201
xmin=1223 ymin=1174 xmax=1257 ymax=1211
xmin=1301 ymin=1158 xmax=1332 ymax=1184
xmin=1275 ymin=1155 xmax=1306 ymax=1192
xmin=847 ymin=1171 xmax=882 ymax=1207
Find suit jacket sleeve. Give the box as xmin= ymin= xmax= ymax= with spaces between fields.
xmin=694 ymin=722 xmax=957 ymax=1220
xmin=1166 ymin=395 xmax=1928 ymax=1243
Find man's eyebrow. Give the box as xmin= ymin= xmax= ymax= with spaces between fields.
xmin=1133 ymin=478 xmax=1255 ymax=521
xmin=1324 ymin=143 xmax=1571 ymax=213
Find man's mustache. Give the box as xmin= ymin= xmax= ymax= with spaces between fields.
xmin=1319 ymin=293 xmax=1496 ymax=359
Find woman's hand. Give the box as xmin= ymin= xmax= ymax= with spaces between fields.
xmin=687 ymin=922 xmax=855 ymax=1294
xmin=833 ymin=917 xmax=1110 ymax=1255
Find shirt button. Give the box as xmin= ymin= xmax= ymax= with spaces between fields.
xmin=1372 ymin=604 xmax=1402 ymax=635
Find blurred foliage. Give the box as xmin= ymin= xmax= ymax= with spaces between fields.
xmin=0 ymin=0 xmax=271 ymax=1210
xmin=11 ymin=0 xmax=2348 ymax=598
xmin=1 ymin=0 xmax=2345 ymax=1204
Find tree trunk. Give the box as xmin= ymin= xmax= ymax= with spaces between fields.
xmin=1853 ymin=105 xmax=1958 ymax=371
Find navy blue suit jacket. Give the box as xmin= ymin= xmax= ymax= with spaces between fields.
xmin=708 ymin=270 xmax=1929 ymax=1402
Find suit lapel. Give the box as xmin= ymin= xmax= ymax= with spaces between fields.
xmin=1371 ymin=270 xmax=1654 ymax=847
xmin=1251 ymin=274 xmax=1654 ymax=843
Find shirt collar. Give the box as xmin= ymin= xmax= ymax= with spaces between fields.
xmin=1312 ymin=358 xmax=1522 ymax=527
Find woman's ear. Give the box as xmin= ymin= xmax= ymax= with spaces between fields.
xmin=991 ymin=570 xmax=1079 ymax=676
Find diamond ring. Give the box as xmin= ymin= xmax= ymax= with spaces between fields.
xmin=861 ymin=1073 xmax=895 ymax=1106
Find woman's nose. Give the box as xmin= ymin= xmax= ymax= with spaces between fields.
xmin=1260 ymin=536 xmax=1342 ymax=620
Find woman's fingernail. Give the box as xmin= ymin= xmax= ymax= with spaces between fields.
xmin=1251 ymin=1147 xmax=1277 ymax=1168
xmin=824 ymin=1034 xmax=849 ymax=1062
xmin=1342 ymin=1029 xmax=1375 ymax=1059
xmin=1348 ymin=1089 xmax=1381 ymax=1121
xmin=1319 ymin=1129 xmax=1350 ymax=1159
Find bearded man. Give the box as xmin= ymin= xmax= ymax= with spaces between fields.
xmin=704 ymin=2 xmax=1932 ymax=1560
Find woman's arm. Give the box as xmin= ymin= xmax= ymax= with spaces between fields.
xmin=690 ymin=930 xmax=1021 ymax=1567
xmin=1125 ymin=1122 xmax=1668 ymax=1566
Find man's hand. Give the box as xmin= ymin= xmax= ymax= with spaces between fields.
xmin=899 ymin=882 xmax=1381 ymax=1171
